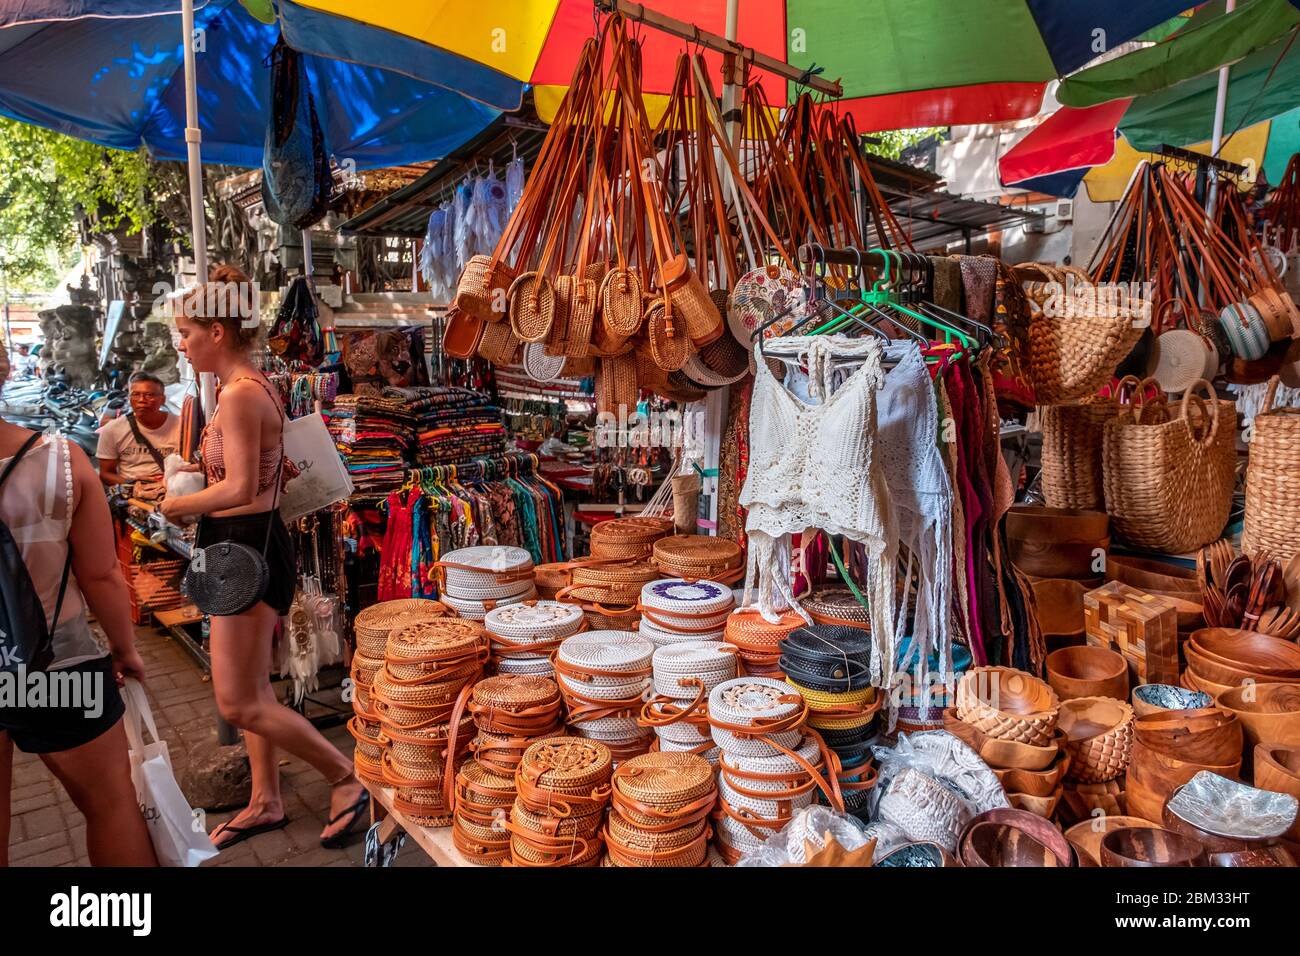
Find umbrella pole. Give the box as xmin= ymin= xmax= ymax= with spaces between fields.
xmin=181 ymin=0 xmax=216 ymax=416
xmin=1205 ymin=0 xmax=1236 ymax=218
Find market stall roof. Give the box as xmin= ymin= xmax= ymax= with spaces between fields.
xmin=339 ymin=112 xmax=549 ymax=238
xmin=877 ymin=191 xmax=1044 ymax=252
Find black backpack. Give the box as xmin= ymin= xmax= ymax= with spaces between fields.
xmin=0 ymin=433 xmax=71 ymax=674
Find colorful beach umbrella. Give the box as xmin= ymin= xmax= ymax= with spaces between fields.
xmin=0 ymin=0 xmax=501 ymax=168
xmin=284 ymin=0 xmax=1194 ymax=130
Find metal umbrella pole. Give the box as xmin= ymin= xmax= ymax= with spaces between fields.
xmin=181 ymin=0 xmax=217 ymax=418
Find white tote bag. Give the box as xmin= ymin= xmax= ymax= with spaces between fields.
xmin=122 ymin=679 xmax=219 ymax=867
xmin=279 ymin=411 xmax=354 ymax=522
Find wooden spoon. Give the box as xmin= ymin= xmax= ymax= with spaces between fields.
xmin=1284 ymin=552 xmax=1300 ymax=613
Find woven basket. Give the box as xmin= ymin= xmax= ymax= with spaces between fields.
xmin=350 ymin=651 xmax=384 ymax=691
xmin=1242 ymin=376 xmax=1300 ymax=561
xmin=875 ymin=767 xmax=973 ymax=852
xmin=956 ymin=666 xmax=1060 ymax=748
xmin=605 ymin=813 xmax=710 ymax=867
xmin=1041 ymin=397 xmax=1116 ymax=512
xmin=1102 ymin=378 xmax=1237 ymax=553
xmin=611 ymin=752 xmax=715 ymax=822
xmin=652 ymin=535 xmax=743 ymax=582
xmin=724 ymin=610 xmax=803 ymax=675
xmin=600 ymin=267 xmax=645 ymax=339
xmin=508 ymin=272 xmax=556 ymax=343
xmin=801 ymin=589 xmax=872 ymax=629
xmin=590 ymin=516 xmax=674 ymax=560
xmin=354 ymin=599 xmax=450 ymax=659
xmin=1059 ymin=697 xmax=1134 ymax=784
xmin=596 ymin=353 xmax=639 ymax=414
xmin=477 ymin=316 xmax=521 ymax=366
xmin=454 ymin=254 xmax=515 ymax=323
xmin=549 ymin=275 xmax=597 ymax=358
xmin=646 ymin=300 xmax=693 ymax=372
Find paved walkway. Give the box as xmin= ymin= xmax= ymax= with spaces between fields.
xmin=7 ymin=624 xmax=427 ymax=868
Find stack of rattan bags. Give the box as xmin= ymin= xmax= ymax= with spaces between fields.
xmin=348 ymin=599 xmax=451 ymax=786
xmin=589 ymin=516 xmax=674 ymax=561
xmin=652 ymin=534 xmax=743 ymax=584
xmin=637 ymin=578 xmax=734 ymax=646
xmin=509 ymin=737 xmax=613 ymax=867
xmin=708 ymin=676 xmax=833 ymax=864
xmin=373 ymin=617 xmax=487 ymax=826
xmin=603 ymin=752 xmax=716 ymax=866
xmin=437 ymin=545 xmax=536 ymax=619
xmin=555 ymin=630 xmax=655 ymax=762
xmin=451 ymin=674 xmax=564 ymax=864
xmin=779 ymin=625 xmax=880 ymax=820
xmin=724 ymin=609 xmax=805 ymax=677
xmin=640 ymin=641 xmax=737 ymax=765
xmin=484 ymin=600 xmax=585 ymax=676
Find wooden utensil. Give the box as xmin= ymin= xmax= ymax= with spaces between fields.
xmin=1284 ymin=552 xmax=1300 ymax=613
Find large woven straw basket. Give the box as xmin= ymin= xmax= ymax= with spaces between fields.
xmin=1242 ymin=376 xmax=1300 ymax=561
xmin=1102 ymin=378 xmax=1236 ymax=553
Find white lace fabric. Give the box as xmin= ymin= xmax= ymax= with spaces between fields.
xmin=738 ymin=336 xmax=897 ymax=684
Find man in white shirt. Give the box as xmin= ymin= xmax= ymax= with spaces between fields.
xmin=97 ymin=371 xmax=180 ymax=489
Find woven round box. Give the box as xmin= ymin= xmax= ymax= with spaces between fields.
xmin=440 ymin=587 xmax=537 ymax=621
xmin=714 ymin=810 xmax=768 ymax=858
xmin=606 ymin=812 xmax=710 ymax=867
xmin=652 ymin=535 xmax=743 ymax=580
xmin=583 ymin=607 xmax=642 ymax=632
xmin=484 ymin=600 xmax=584 ymax=642
xmin=516 ymin=736 xmax=614 ymax=800
xmin=439 ymin=545 xmax=533 ymax=591
xmin=718 ymin=773 xmax=816 ymax=827
xmin=354 ymin=599 xmax=451 ymax=658
xmin=385 ymin=619 xmax=486 ymax=680
xmin=442 ymin=576 xmax=538 ymax=602
xmin=709 ymin=677 xmax=805 ymax=757
xmin=655 ymin=717 xmax=715 ymax=747
xmin=779 ymin=624 xmax=875 ymax=692
xmin=452 ymin=816 xmax=510 ymax=866
xmin=496 ymin=656 xmax=556 ymax=677
xmin=640 ymin=578 xmax=735 ymax=617
xmin=393 ymin=784 xmax=456 ymax=827
xmin=611 ymin=752 xmax=715 ymax=824
xmin=350 ymin=651 xmax=385 ymax=691
xmin=557 ymin=630 xmax=653 ymax=680
xmin=566 ymin=562 xmax=660 ymax=605
xmin=801 ymin=589 xmax=872 ymax=628
xmin=652 ymin=641 xmax=739 ymax=699
xmin=724 ymin=610 xmax=804 ymax=674
xmin=386 ymin=715 xmax=476 ymax=778
xmin=570 ymin=715 xmax=651 ymax=740
xmin=470 ymin=675 xmax=562 ymax=732
xmin=639 ymin=617 xmax=726 ymax=648
xmin=590 ymin=516 xmax=674 ymax=560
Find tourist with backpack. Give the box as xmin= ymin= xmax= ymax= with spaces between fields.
xmin=0 ymin=344 xmax=157 ymax=867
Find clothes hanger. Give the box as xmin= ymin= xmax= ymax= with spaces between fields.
xmin=871 ymin=249 xmax=977 ymax=353
xmin=902 ymin=252 xmax=999 ymax=348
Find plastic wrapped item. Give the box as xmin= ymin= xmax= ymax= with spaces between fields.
xmin=163 ymin=453 xmax=204 ymax=507
xmin=506 ymin=153 xmax=525 ymax=213
xmin=735 ymin=806 xmax=876 ymax=867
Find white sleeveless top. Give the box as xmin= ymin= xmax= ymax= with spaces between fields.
xmin=0 ymin=434 xmax=104 ymax=669
xmin=738 ymin=336 xmax=897 ymax=684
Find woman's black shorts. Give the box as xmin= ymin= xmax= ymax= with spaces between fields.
xmin=195 ymin=510 xmax=296 ymax=616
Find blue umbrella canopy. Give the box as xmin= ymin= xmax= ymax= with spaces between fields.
xmin=0 ymin=0 xmax=501 ymax=168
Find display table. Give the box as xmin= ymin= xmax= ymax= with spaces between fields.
xmin=362 ymin=779 xmax=481 ymax=868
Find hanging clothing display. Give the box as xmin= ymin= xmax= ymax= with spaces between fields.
xmin=738 ymin=335 xmax=897 ymax=685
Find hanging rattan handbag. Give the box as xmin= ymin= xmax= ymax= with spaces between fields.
xmin=1102 ymin=378 xmax=1237 ymax=554
xmin=1242 ymin=376 xmax=1300 ymax=561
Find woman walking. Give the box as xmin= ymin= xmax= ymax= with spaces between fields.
xmin=161 ymin=266 xmax=368 ymax=849
xmin=0 ymin=345 xmax=157 ymax=867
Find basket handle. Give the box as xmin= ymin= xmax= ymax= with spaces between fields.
xmin=1262 ymin=374 xmax=1281 ymax=415
xmin=1179 ymin=377 xmax=1221 ymax=445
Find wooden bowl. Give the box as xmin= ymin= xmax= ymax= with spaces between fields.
xmin=1100 ymin=827 xmax=1207 ymax=867
xmin=1046 ymin=646 xmax=1130 ymax=702
xmin=1132 ymin=683 xmax=1212 ymax=718
xmin=1182 ymin=667 xmax=1240 ymax=702
xmin=1032 ymin=579 xmax=1087 ymax=638
xmin=1133 ymin=708 xmax=1244 ymax=765
xmin=1105 ymin=554 xmax=1199 ymax=595
xmin=959 ymin=809 xmax=1076 ymax=867
xmin=1183 ymin=644 xmax=1286 ymax=689
xmin=1060 ymin=697 xmax=1135 ymax=783
xmin=1007 ymin=790 xmax=1063 ymax=818
xmin=1065 ymin=816 xmax=1163 ymax=867
xmin=994 ymin=749 xmax=1071 ymax=797
xmin=1125 ymin=738 xmax=1243 ymax=823
xmin=942 ymin=709 xmax=1063 ymax=771
xmin=1253 ymin=745 xmax=1300 ymax=839
xmin=1216 ymin=684 xmax=1300 ymax=761
xmin=1006 ymin=506 xmax=1110 ymax=579
xmin=956 ymin=666 xmax=1060 ymax=746
xmin=1189 ymin=628 xmax=1300 ymax=679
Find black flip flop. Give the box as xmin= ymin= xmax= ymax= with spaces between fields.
xmin=210 ymin=815 xmax=289 ymax=851
xmin=320 ymin=791 xmax=371 ymax=849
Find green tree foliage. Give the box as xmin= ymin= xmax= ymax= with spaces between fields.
xmin=867 ymin=127 xmax=945 ymax=162
xmin=0 ymin=118 xmax=160 ymax=292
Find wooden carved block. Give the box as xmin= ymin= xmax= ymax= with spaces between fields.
xmin=1083 ymin=581 xmax=1179 ymax=686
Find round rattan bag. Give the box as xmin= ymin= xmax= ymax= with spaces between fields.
xmin=353 ymin=599 xmax=451 ymax=659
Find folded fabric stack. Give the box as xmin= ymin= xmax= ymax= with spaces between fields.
xmin=555 ymin=630 xmax=655 ymax=763
xmin=652 ymin=534 xmax=744 ymax=585
xmin=779 ymin=625 xmax=881 ymax=820
xmin=640 ymin=641 xmax=737 ymax=765
xmin=348 ymin=599 xmax=451 ymax=785
xmin=708 ymin=676 xmax=829 ymax=864
xmin=724 ymin=609 xmax=805 ymax=677
xmin=603 ymin=752 xmax=717 ymax=867
xmin=384 ymin=386 xmax=507 ymax=466
xmin=373 ymin=618 xmax=486 ymax=826
xmin=437 ymin=545 xmax=536 ymax=619
xmin=452 ymin=674 xmax=564 ymax=865
xmin=637 ymin=578 xmax=734 ymax=646
xmin=484 ymin=600 xmax=584 ymax=676
xmin=324 ymin=394 xmax=415 ymax=494
xmin=510 ymin=737 xmax=613 ymax=867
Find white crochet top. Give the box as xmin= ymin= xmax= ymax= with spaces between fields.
xmin=738 ymin=336 xmax=896 ymax=683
